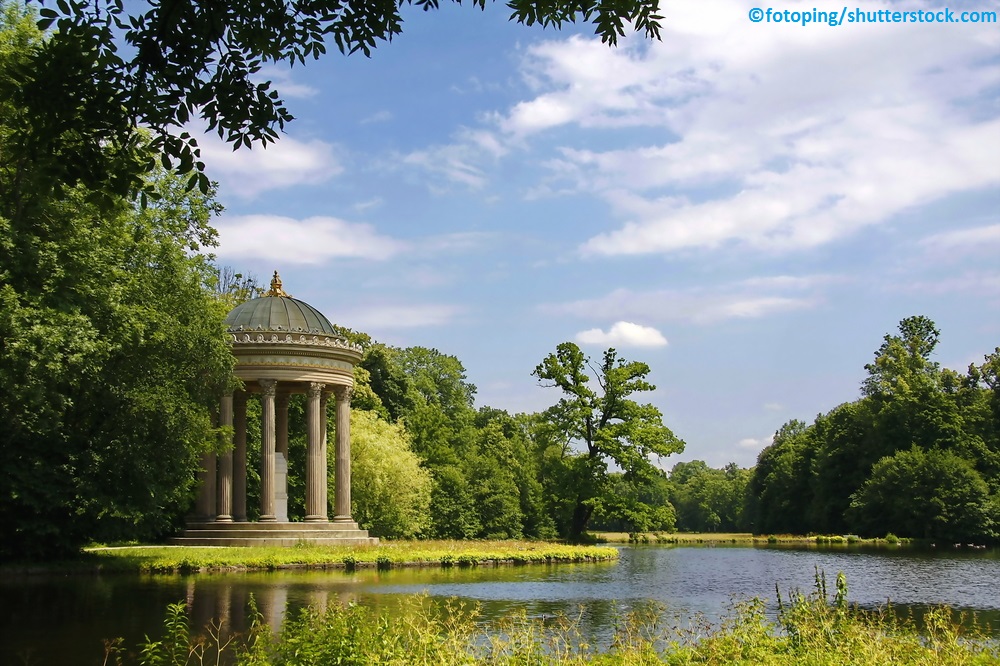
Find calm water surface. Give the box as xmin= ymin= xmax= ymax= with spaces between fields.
xmin=2 ymin=544 xmax=998 ymax=665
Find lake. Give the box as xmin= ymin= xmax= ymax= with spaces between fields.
xmin=2 ymin=543 xmax=998 ymax=665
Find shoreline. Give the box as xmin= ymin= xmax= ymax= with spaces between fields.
xmin=593 ymin=531 xmax=917 ymax=546
xmin=1 ymin=539 xmax=619 ymax=575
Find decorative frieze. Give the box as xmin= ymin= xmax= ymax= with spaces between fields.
xmin=228 ymin=328 xmax=363 ymax=353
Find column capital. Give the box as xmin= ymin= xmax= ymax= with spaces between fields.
xmin=332 ymin=384 xmax=352 ymax=401
xmin=259 ymin=378 xmax=277 ymax=397
xmin=308 ymin=381 xmax=325 ymax=399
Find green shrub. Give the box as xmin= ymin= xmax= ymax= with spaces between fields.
xmin=128 ymin=574 xmax=1000 ymax=666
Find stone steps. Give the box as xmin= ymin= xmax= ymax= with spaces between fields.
xmin=168 ymin=536 xmax=379 ymax=547
xmin=169 ymin=521 xmax=378 ymax=547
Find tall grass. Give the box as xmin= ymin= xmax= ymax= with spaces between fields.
xmin=110 ymin=571 xmax=998 ymax=665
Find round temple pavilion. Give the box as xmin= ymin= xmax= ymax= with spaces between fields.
xmin=173 ymin=272 xmax=376 ymax=546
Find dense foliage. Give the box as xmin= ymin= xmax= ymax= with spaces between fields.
xmin=747 ymin=317 xmax=999 ymax=542
xmin=1 ymin=3 xmax=233 ymax=560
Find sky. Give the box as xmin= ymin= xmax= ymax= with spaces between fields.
xmin=201 ymin=0 xmax=1000 ymax=469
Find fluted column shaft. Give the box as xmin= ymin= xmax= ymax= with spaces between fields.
xmin=233 ymin=392 xmax=248 ymax=522
xmin=195 ymin=450 xmax=216 ymax=522
xmin=259 ymin=379 xmax=277 ymax=522
xmin=276 ymin=394 xmax=290 ymax=457
xmin=305 ymin=382 xmax=327 ymax=521
xmin=333 ymin=385 xmax=353 ymax=523
xmin=320 ymin=391 xmax=330 ymax=518
xmin=216 ymin=393 xmax=234 ymax=522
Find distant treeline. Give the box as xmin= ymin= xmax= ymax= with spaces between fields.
xmin=272 ymin=315 xmax=998 ymax=545
xmin=664 ymin=316 xmax=999 ymax=543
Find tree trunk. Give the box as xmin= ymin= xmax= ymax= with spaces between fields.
xmin=568 ymin=497 xmax=593 ymax=542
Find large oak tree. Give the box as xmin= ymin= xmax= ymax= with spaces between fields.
xmin=533 ymin=342 xmax=684 ymax=540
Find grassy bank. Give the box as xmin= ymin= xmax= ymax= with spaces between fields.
xmin=120 ymin=572 xmax=997 ymax=665
xmin=594 ymin=532 xmax=913 ymax=546
xmin=66 ymin=540 xmax=618 ymax=574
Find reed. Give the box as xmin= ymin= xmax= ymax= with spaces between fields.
xmin=114 ymin=571 xmax=998 ymax=665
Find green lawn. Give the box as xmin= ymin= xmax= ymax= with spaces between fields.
xmin=76 ymin=539 xmax=618 ymax=573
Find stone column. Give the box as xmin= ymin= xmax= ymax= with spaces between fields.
xmin=275 ymin=392 xmax=290 ymax=522
xmin=259 ymin=379 xmax=277 ymax=522
xmin=332 ymin=385 xmax=353 ymax=524
xmin=194 ymin=450 xmax=216 ymax=522
xmin=233 ymin=392 xmax=248 ymax=522
xmin=216 ymin=393 xmax=234 ymax=522
xmin=275 ymin=393 xmax=290 ymax=458
xmin=320 ymin=390 xmax=330 ymax=519
xmin=305 ymin=382 xmax=327 ymax=521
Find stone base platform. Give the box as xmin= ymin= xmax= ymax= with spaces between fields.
xmin=170 ymin=521 xmax=379 ymax=547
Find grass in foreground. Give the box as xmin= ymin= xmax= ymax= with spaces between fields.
xmin=114 ymin=571 xmax=997 ymax=665
xmin=79 ymin=540 xmax=618 ymax=574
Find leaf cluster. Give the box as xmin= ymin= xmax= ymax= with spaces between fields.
xmin=27 ymin=0 xmax=663 ymax=197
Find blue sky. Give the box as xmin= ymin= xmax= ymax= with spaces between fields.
xmin=202 ymin=0 xmax=1000 ymax=468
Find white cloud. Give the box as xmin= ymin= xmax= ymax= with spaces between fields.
xmin=890 ymin=271 xmax=1000 ymax=296
xmin=737 ymin=434 xmax=774 ymax=450
xmin=544 ymin=275 xmax=824 ymax=324
xmin=420 ymin=232 xmax=501 ymax=253
xmin=763 ymin=402 xmax=784 ymax=412
xmin=481 ymin=0 xmax=1000 ymax=255
xmin=575 ymin=321 xmax=668 ymax=348
xmin=215 ymin=215 xmax=404 ymax=264
xmin=252 ymin=66 xmax=319 ymax=99
xmin=198 ymin=132 xmax=342 ymax=199
xmin=342 ymin=304 xmax=463 ymax=329
xmin=398 ymin=127 xmax=509 ymax=190
xmin=919 ymin=224 xmax=1000 ymax=254
xmin=353 ymin=197 xmax=384 ymax=212
xmin=361 ymin=110 xmax=393 ymax=124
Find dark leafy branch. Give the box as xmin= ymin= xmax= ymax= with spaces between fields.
xmin=26 ymin=0 xmax=663 ymax=199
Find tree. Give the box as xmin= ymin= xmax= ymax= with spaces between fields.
xmin=592 ymin=472 xmax=675 ymax=534
xmin=669 ymin=461 xmax=750 ymax=533
xmin=475 ymin=408 xmax=557 ymax=539
xmin=862 ymin=315 xmax=941 ymax=398
xmin=0 ymin=166 xmax=233 ymax=557
xmin=428 ymin=464 xmax=482 ymax=539
xmin=533 ymin=343 xmax=684 ymax=540
xmin=393 ymin=346 xmax=477 ymax=467
xmin=746 ymin=419 xmax=817 ymax=534
xmin=747 ymin=318 xmax=1000 ymax=539
xmin=25 ymin=0 xmax=665 ymax=197
xmin=213 ymin=266 xmax=264 ymax=311
xmin=359 ymin=344 xmax=414 ymax=422
xmin=340 ymin=410 xmax=433 ymax=539
xmin=847 ymin=446 xmax=996 ymax=541
xmin=1 ymin=5 xmax=235 ymax=559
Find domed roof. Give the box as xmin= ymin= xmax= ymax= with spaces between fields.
xmin=225 ymin=272 xmax=338 ymax=335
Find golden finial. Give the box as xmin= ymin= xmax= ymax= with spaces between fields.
xmin=264 ymin=270 xmax=291 ymax=298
